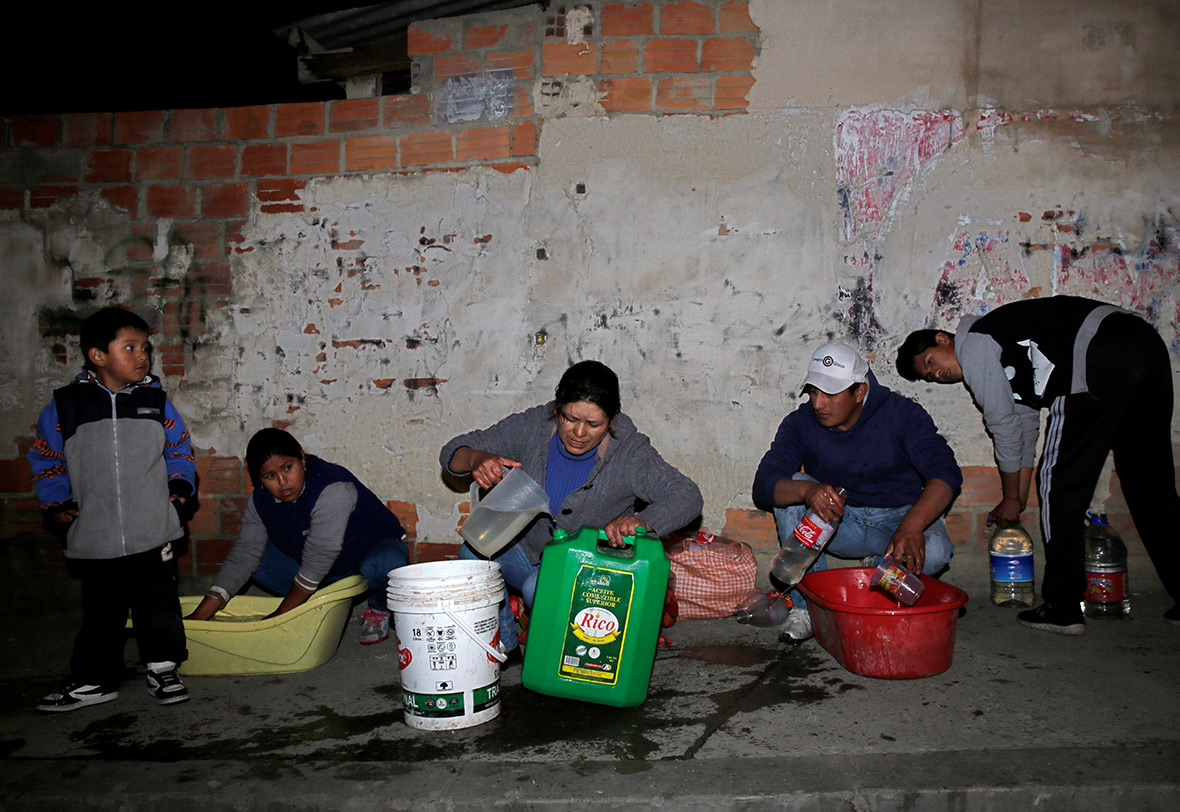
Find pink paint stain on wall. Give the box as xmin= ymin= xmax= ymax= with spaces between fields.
xmin=835 ymin=109 xmax=965 ymax=241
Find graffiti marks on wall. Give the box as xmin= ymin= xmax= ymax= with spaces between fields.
xmin=835 ymin=109 xmax=966 ymax=243
xmin=438 ymin=70 xmax=516 ymax=124
xmin=927 ymin=210 xmax=1180 ymax=349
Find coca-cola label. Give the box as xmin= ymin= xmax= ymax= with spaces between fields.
xmin=793 ymin=515 xmax=825 ymax=548
xmin=558 ymin=564 xmax=635 ymax=686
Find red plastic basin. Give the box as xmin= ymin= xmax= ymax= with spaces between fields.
xmin=797 ymin=567 xmax=969 ymax=680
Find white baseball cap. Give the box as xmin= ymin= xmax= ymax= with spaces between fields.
xmin=801 ymin=341 xmax=869 ymax=394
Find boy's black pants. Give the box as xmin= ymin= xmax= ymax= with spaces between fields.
xmin=1037 ymin=314 xmax=1180 ymax=609
xmin=70 ymin=542 xmax=188 ymax=685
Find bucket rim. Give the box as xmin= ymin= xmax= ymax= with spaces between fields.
xmin=798 ymin=567 xmax=969 ymax=617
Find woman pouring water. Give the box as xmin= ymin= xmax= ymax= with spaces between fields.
xmin=440 ymin=360 xmax=703 ymax=656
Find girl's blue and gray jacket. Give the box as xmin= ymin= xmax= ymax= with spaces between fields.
xmin=210 ymin=457 xmax=405 ymax=596
xmin=27 ymin=371 xmax=196 ymax=560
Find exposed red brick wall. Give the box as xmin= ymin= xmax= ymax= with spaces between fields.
xmin=0 ymin=1 xmax=762 ymax=572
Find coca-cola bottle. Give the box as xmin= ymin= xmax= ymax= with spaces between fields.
xmin=770 ymin=487 xmax=847 ymax=587
xmin=732 ymin=590 xmax=791 ymax=627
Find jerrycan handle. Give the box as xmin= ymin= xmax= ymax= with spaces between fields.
xmin=595 ymin=526 xmax=648 ymax=559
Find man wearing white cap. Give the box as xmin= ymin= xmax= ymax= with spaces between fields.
xmin=753 ymin=341 xmax=962 ymax=641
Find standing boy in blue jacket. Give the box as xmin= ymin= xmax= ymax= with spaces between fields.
xmin=753 ymin=342 xmax=962 ymax=641
xmin=28 ymin=307 xmax=197 ymax=711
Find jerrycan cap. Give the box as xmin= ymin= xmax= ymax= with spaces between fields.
xmin=1086 ymin=512 xmax=1109 ymax=525
xmin=552 ymin=528 xmax=570 ymax=542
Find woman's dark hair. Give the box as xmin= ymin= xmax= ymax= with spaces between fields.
xmin=80 ymin=307 xmax=151 ymax=371
xmin=895 ymin=329 xmax=945 ymax=382
xmin=554 ymin=360 xmax=621 ymax=420
xmin=245 ymin=428 xmax=304 ymax=487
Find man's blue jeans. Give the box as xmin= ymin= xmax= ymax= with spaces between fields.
xmin=458 ymin=541 xmax=538 ymax=652
xmin=774 ymin=475 xmax=953 ymax=612
xmin=253 ymin=536 xmax=410 ymax=610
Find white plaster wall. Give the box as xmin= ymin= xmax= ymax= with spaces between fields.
xmin=5 ymin=1 xmax=1180 ymax=543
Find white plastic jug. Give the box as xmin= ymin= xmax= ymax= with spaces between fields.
xmin=460 ymin=467 xmax=550 ymax=557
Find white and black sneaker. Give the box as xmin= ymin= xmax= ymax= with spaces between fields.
xmin=1017 ymin=603 xmax=1086 ymax=636
xmin=778 ymin=609 xmax=814 ymax=642
xmin=36 ymin=682 xmax=119 ymax=713
xmin=145 ymin=668 xmax=189 ymax=705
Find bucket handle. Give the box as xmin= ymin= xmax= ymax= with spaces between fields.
xmin=442 ymin=604 xmax=508 ymax=664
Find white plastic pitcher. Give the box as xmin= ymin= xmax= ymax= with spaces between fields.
xmin=460 ymin=467 xmax=549 ymax=557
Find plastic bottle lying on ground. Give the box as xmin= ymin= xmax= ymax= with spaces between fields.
xmin=732 ymin=590 xmax=791 ymax=627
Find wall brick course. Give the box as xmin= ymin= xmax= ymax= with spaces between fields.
xmin=721 ymin=507 xmax=777 ymax=549
xmin=512 ymin=120 xmax=538 ymax=156
xmin=407 ymin=25 xmax=453 ymax=56
xmin=465 ymin=23 xmax=508 ymax=49
xmin=701 ymin=35 xmax=756 ymax=72
xmin=412 ymin=541 xmax=462 ymax=563
xmin=487 ymin=49 xmax=536 ymax=79
xmin=201 ymin=181 xmax=250 ymax=218
xmin=660 ymin=1 xmax=716 ymax=34
xmin=135 ymin=145 xmax=184 ymax=181
xmin=345 ymin=134 xmax=400 ymax=171
xmin=456 ymin=123 xmax=512 ymax=161
xmin=114 ymin=110 xmax=166 ymax=144
xmin=542 ymin=41 xmax=597 ymax=76
xmin=330 ymin=98 xmax=381 ymax=132
xmin=645 ymin=37 xmax=699 ymax=73
xmin=384 ymin=94 xmax=432 ymax=127
xmin=401 ymin=130 xmax=454 ymax=166
xmin=434 ymin=52 xmax=483 ymax=84
xmin=601 ymin=2 xmax=654 ymax=36
xmin=240 ymin=143 xmax=288 ymax=177
xmin=290 ymin=141 xmax=341 ymax=176
xmin=257 ymin=178 xmax=306 ymax=214
xmin=186 ymin=144 xmax=236 ymax=179
xmin=12 ymin=114 xmax=59 ymax=147
xmin=29 ymin=186 xmax=76 ymax=209
xmin=84 ymin=149 xmax=132 ymax=183
xmin=169 ymin=108 xmax=219 ymax=143
xmin=0 ymin=458 xmax=31 ymax=493
xmin=599 ymin=76 xmax=653 ymax=112
xmin=601 ymin=39 xmax=641 ymax=74
xmin=63 ymin=112 xmax=111 ymax=146
xmin=275 ymin=102 xmax=326 ymax=137
xmin=656 ymin=75 xmax=712 ymax=110
xmin=720 ymin=1 xmax=757 ymax=33
xmin=100 ymin=185 xmax=138 ymax=215
xmin=146 ymin=184 xmax=197 ymax=218
xmin=714 ymin=74 xmax=754 ymax=110
xmin=224 ymin=105 xmax=270 ymax=140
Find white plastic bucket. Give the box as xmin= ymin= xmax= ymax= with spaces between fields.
xmin=386 ymin=560 xmax=506 ymax=731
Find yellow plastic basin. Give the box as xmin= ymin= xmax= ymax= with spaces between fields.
xmin=171 ymin=575 xmax=368 ymax=676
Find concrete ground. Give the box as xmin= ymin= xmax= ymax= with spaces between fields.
xmin=1 ymin=542 xmax=1178 ymax=811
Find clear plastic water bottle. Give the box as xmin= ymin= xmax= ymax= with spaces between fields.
xmin=732 ymin=590 xmax=791 ymax=627
xmin=988 ymin=522 xmax=1035 ymax=607
xmin=1082 ymin=512 xmax=1131 ymax=619
xmin=770 ymin=487 xmax=847 ymax=587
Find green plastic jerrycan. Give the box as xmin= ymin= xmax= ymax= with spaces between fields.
xmin=521 ymin=525 xmax=670 ymax=707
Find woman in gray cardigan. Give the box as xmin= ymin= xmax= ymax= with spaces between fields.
xmin=440 ymin=360 xmax=703 ymax=654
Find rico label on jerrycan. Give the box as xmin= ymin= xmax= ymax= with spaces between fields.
xmin=522 ymin=526 xmax=670 ymax=707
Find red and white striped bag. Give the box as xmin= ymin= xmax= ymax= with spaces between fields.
xmin=665 ymin=531 xmax=759 ymax=619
